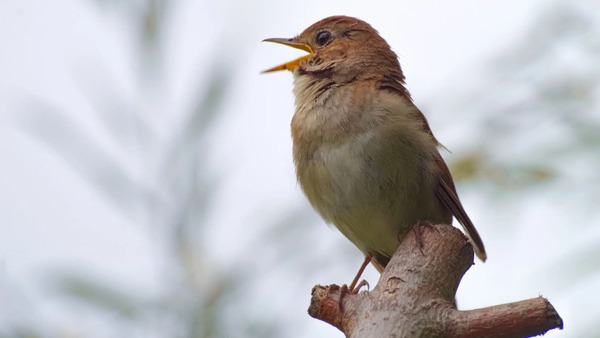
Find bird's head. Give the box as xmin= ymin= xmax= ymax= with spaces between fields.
xmin=263 ymin=16 xmax=405 ymax=88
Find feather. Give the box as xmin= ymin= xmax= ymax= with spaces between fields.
xmin=434 ymin=155 xmax=487 ymax=261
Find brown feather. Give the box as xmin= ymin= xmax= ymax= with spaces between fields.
xmin=434 ymin=155 xmax=487 ymax=261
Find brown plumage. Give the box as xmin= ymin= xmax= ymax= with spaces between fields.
xmin=264 ymin=16 xmax=486 ymax=275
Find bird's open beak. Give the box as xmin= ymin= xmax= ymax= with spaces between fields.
xmin=262 ymin=38 xmax=313 ymax=73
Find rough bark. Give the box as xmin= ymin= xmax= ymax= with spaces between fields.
xmin=308 ymin=224 xmax=563 ymax=337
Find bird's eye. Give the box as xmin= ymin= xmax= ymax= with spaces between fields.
xmin=316 ymin=31 xmax=331 ymax=46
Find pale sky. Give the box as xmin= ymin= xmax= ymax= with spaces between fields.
xmin=1 ymin=0 xmax=598 ymax=336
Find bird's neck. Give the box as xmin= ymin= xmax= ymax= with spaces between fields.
xmin=291 ymin=75 xmax=370 ymax=150
xmin=290 ymin=72 xmax=418 ymax=166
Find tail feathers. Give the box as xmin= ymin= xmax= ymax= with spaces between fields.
xmin=434 ymin=156 xmax=487 ymax=262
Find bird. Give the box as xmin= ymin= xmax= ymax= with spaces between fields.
xmin=262 ymin=16 xmax=486 ymax=290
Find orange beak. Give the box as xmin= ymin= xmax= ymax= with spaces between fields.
xmin=262 ymin=38 xmax=313 ymax=73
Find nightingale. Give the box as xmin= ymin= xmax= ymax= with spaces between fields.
xmin=263 ymin=16 xmax=486 ymax=286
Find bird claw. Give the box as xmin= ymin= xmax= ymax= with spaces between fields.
xmin=337 ymin=280 xmax=370 ymax=310
xmin=353 ymin=279 xmax=370 ymax=293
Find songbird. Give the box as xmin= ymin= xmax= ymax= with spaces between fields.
xmin=263 ymin=16 xmax=486 ymax=290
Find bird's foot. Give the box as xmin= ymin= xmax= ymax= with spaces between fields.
xmin=343 ymin=279 xmax=370 ymax=295
xmin=337 ymin=280 xmax=370 ymax=310
xmin=335 ymin=255 xmax=374 ymax=310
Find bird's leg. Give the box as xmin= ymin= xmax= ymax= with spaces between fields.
xmin=348 ymin=254 xmax=372 ymax=293
xmin=337 ymin=255 xmax=372 ymax=310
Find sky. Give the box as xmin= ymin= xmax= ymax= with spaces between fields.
xmin=1 ymin=0 xmax=598 ymax=337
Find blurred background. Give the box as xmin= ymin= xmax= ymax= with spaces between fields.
xmin=1 ymin=0 xmax=599 ymax=337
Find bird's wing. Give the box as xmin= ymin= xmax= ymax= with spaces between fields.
xmin=434 ymin=155 xmax=487 ymax=261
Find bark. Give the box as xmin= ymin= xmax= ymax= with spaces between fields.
xmin=308 ymin=224 xmax=563 ymax=337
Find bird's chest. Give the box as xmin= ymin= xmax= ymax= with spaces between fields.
xmin=294 ymin=128 xmax=409 ymax=223
xmin=299 ymin=134 xmax=373 ymax=214
xmin=294 ymin=129 xmax=427 ymax=258
xmin=290 ymin=95 xmax=439 ymax=256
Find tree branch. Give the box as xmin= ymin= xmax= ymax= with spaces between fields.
xmin=308 ymin=224 xmax=563 ymax=337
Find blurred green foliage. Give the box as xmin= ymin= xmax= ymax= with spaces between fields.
xmin=9 ymin=0 xmax=599 ymax=337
